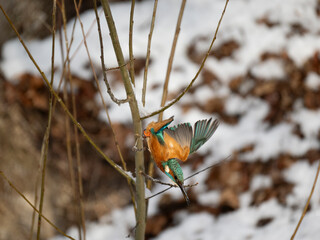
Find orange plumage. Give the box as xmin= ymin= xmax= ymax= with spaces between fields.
xmin=143 ymin=116 xmax=219 ymax=205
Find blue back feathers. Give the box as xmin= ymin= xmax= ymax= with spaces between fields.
xmin=151 ymin=117 xmax=174 ymax=145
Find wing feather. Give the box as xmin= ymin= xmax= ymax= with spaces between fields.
xmin=164 ymin=123 xmax=193 ymax=148
xmin=190 ymin=118 xmax=219 ymax=154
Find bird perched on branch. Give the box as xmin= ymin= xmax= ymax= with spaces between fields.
xmin=143 ymin=116 xmax=219 ymax=205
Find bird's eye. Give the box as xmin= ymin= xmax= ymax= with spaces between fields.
xmin=174 ymin=175 xmax=177 ymax=180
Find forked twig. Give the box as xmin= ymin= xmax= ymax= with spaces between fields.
xmin=93 ymin=0 xmax=128 ymax=105
xmin=141 ymin=0 xmax=230 ymax=120
xmin=100 ymin=1 xmax=146 ymax=238
xmin=76 ymin=0 xmax=138 ymax=217
xmin=0 ymin=5 xmax=135 ymax=186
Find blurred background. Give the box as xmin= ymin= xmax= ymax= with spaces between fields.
xmin=1 ymin=0 xmax=320 ymax=239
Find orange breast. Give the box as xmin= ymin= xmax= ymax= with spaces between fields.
xmin=147 ymin=132 xmax=190 ymax=172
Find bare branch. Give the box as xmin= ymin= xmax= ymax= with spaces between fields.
xmin=129 ymin=0 xmax=136 ymax=86
xmin=0 ymin=5 xmax=136 ymax=187
xmin=0 ymin=171 xmax=75 ymax=240
xmin=36 ymin=1 xmax=57 ymax=238
xmin=142 ymin=0 xmax=159 ymax=106
xmin=146 ymin=0 xmax=186 ymax=207
xmin=291 ymin=159 xmax=320 ymax=240
xmin=94 ymin=0 xmax=137 ymax=217
xmin=158 ymin=0 xmax=186 ymax=120
xmin=93 ymin=0 xmax=128 ymax=105
xmin=141 ymin=171 xmax=198 ymax=188
xmin=100 ymin=1 xmax=146 ymax=238
xmin=141 ymin=0 xmax=230 ymax=120
xmin=145 ymin=156 xmax=231 ymax=201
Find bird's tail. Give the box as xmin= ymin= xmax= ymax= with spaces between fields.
xmin=177 ymin=181 xmax=190 ymax=206
xmin=189 ymin=118 xmax=219 ymax=154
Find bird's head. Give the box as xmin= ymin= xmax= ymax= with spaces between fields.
xmin=143 ymin=122 xmax=156 ymax=138
xmin=143 ymin=116 xmax=174 ymax=138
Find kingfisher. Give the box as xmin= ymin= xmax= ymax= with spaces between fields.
xmin=143 ymin=116 xmax=219 ymax=205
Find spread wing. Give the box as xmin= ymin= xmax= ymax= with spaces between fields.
xmin=164 ymin=123 xmax=193 ymax=148
xmin=189 ymin=118 xmax=219 ymax=154
xmin=164 ymin=118 xmax=219 ymax=154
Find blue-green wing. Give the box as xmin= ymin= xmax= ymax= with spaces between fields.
xmin=189 ymin=118 xmax=219 ymax=154
xmin=164 ymin=123 xmax=193 ymax=148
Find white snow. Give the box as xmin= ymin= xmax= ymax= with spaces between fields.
xmin=1 ymin=0 xmax=320 ymax=239
xmin=305 ymin=72 xmax=320 ymax=90
xmin=251 ymin=59 xmax=285 ymax=80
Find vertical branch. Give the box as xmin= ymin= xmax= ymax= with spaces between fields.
xmin=0 ymin=4 xmax=135 ymax=184
xmin=100 ymin=0 xmax=146 ymax=239
xmin=36 ymin=0 xmax=57 ymax=238
xmin=129 ymin=0 xmax=136 ymax=86
xmin=146 ymin=0 xmax=186 ymax=191
xmin=60 ymin=1 xmax=84 ymax=238
xmin=29 ymin=171 xmax=39 ymax=239
xmin=158 ymin=0 xmax=186 ymax=120
xmin=141 ymin=0 xmax=159 ymax=107
xmin=71 ymin=79 xmax=86 ymax=240
xmin=95 ymin=0 xmax=138 ymax=218
xmin=69 ymin=2 xmax=88 ymax=239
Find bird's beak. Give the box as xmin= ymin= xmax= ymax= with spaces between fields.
xmin=143 ymin=129 xmax=150 ymax=138
xmin=143 ymin=129 xmax=147 ymax=138
xmin=177 ymin=181 xmax=190 ymax=206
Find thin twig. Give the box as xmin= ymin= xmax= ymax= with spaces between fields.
xmin=291 ymin=159 xmax=320 ymax=240
xmin=100 ymin=1 xmax=146 ymax=238
xmin=129 ymin=0 xmax=136 ymax=86
xmin=141 ymin=0 xmax=230 ymax=120
xmin=93 ymin=0 xmax=128 ymax=105
xmin=0 ymin=5 xmax=136 ymax=186
xmin=146 ymin=0 xmax=186 ymax=195
xmin=142 ymin=0 xmax=158 ymax=106
xmin=141 ymin=171 xmax=198 ymax=188
xmin=29 ymin=171 xmax=39 ymax=240
xmin=60 ymin=2 xmax=84 ymax=238
xmin=73 ymin=0 xmax=138 ymax=224
xmin=69 ymin=2 xmax=90 ymax=239
xmin=0 ymin=171 xmax=75 ymax=240
xmin=94 ymin=0 xmax=137 ymax=218
xmin=36 ymin=91 xmax=54 ymax=240
xmin=141 ymin=171 xmax=175 ymax=187
xmin=72 ymin=84 xmax=86 ymax=240
xmin=145 ymin=156 xmax=231 ymax=201
xmin=36 ymin=1 xmax=57 ymax=237
xmin=106 ymin=59 xmax=134 ymax=72
xmin=159 ymin=0 xmax=186 ymax=120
